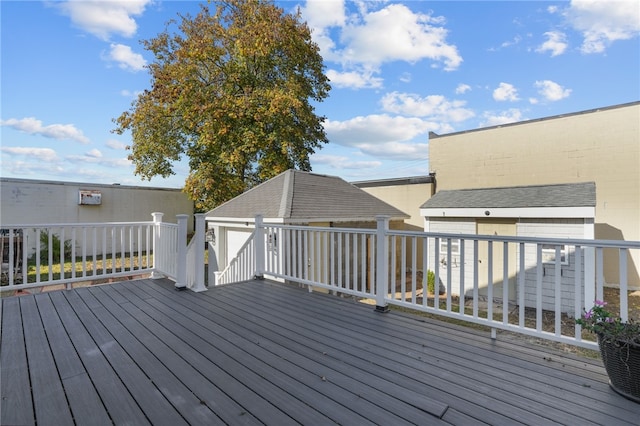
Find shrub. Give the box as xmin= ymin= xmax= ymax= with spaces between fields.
xmin=426 ymin=269 xmax=436 ymax=294
xmin=33 ymin=231 xmax=73 ymax=265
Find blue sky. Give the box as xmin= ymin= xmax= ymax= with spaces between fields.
xmin=1 ymin=1 xmax=639 ymax=188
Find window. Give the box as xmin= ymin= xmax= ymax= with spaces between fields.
xmin=541 ymin=244 xmax=569 ymax=265
xmin=439 ymin=238 xmax=460 ymax=256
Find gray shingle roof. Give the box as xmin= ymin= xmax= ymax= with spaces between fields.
xmin=206 ymin=170 xmax=409 ymax=222
xmin=420 ymin=182 xmax=596 ymax=209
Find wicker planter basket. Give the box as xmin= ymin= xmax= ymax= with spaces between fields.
xmin=598 ymin=335 xmax=640 ymax=403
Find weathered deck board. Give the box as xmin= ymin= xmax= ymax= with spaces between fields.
xmin=201 ymin=281 xmax=596 ymax=425
xmin=48 ymin=290 xmax=152 ymax=425
xmin=34 ymin=295 xmax=112 ymax=426
xmin=20 ymin=296 xmax=74 ymax=426
xmin=120 ymin=282 xmax=417 ymax=425
xmin=1 ymin=277 xmax=639 ymax=425
xmin=129 ymin=280 xmax=448 ymax=424
xmin=1 ymin=297 xmax=35 ymax=426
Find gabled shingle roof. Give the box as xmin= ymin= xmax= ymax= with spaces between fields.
xmin=420 ymin=182 xmax=596 ymax=209
xmin=206 ymin=170 xmax=409 ymax=222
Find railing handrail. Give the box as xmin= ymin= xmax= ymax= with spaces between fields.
xmin=1 ymin=220 xmax=155 ymax=228
xmin=388 ymin=229 xmax=640 ymax=249
xmin=266 ymin=223 xmax=376 ymax=235
xmin=261 ymin=222 xmax=640 ymax=249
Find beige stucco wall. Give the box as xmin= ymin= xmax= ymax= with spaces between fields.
xmin=428 ymin=102 xmax=640 ymax=286
xmin=358 ymin=182 xmax=435 ymax=230
xmin=0 ymin=178 xmax=194 ymax=231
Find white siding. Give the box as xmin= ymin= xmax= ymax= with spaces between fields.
xmin=425 ymin=217 xmax=589 ymax=313
xmin=517 ymin=219 xmax=587 ymax=314
xmin=1 ymin=178 xmax=194 ymax=257
xmin=427 ymin=218 xmax=476 ymax=297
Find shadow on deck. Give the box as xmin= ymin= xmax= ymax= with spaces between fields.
xmin=2 ymin=278 xmax=639 ymax=425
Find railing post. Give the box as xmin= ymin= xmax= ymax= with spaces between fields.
xmin=174 ymin=214 xmax=188 ymax=290
xmin=375 ymin=215 xmax=390 ymax=313
xmin=191 ymin=213 xmax=207 ymax=292
xmin=254 ymin=214 xmax=265 ymax=280
xmin=583 ymin=220 xmax=596 ymax=311
xmin=150 ymin=212 xmax=164 ymax=279
xmin=584 ymin=246 xmax=596 ymax=310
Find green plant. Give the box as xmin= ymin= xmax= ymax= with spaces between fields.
xmin=33 ymin=231 xmax=73 ymax=265
xmin=576 ymin=300 xmax=640 ymax=345
xmin=426 ymin=269 xmax=436 ymax=294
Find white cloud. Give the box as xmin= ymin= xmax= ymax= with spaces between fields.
xmin=481 ymin=109 xmax=525 ymax=127
xmin=0 ymin=160 xmax=66 ymax=177
xmin=380 ymin=92 xmax=475 ymax=122
xmin=356 ymin=141 xmax=430 ymax=160
xmin=455 ymin=83 xmax=471 ymax=94
xmin=303 ymin=1 xmax=462 ymax=89
xmin=493 ymin=83 xmax=520 ymax=102
xmin=327 ymin=69 xmax=383 ymax=89
xmin=1 ymin=146 xmax=60 ymax=162
xmin=108 ymin=43 xmax=147 ymax=72
xmin=302 ymin=0 xmax=346 ymax=29
xmin=399 ymin=72 xmax=412 ymax=83
xmin=323 ymin=114 xmax=446 ymax=160
xmin=324 ymin=114 xmax=436 ymax=147
xmin=1 ymin=117 xmax=90 ymax=144
xmin=311 ymin=153 xmax=382 ymax=170
xmin=66 ymin=153 xmax=131 ymax=168
xmin=340 ymin=4 xmax=462 ymax=70
xmin=537 ymin=31 xmax=568 ymax=56
xmin=86 ymin=149 xmax=103 ymax=158
xmin=501 ymin=35 xmax=522 ymax=49
xmin=534 ymin=80 xmax=572 ymax=101
xmin=105 ymin=139 xmax=128 ymax=150
xmin=57 ymin=0 xmax=151 ymax=41
xmin=565 ymin=0 xmax=640 ymax=53
xmin=120 ymin=89 xmax=143 ymax=98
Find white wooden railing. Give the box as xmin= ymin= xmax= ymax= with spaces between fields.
xmin=5 ymin=209 xmax=636 ymax=350
xmin=0 ymin=212 xmax=194 ymax=292
xmin=222 ymin=215 xmax=639 ymax=350
xmin=185 ymin=213 xmax=206 ymax=292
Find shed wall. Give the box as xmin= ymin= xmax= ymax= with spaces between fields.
xmin=0 ymin=178 xmax=194 ymax=230
xmin=425 ymin=217 xmax=589 ymax=313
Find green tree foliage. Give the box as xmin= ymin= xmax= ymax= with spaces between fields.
xmin=113 ymin=0 xmax=330 ymax=210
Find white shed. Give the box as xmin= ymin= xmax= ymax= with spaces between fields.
xmin=420 ymin=182 xmax=596 ymax=313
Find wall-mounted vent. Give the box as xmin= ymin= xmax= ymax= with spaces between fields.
xmin=79 ymin=190 xmax=102 ymax=205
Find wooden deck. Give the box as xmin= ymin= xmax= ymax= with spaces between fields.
xmin=2 ymin=278 xmax=639 ymax=425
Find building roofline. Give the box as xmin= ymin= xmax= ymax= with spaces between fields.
xmin=0 ymin=177 xmax=185 ymax=192
xmin=429 ymin=101 xmax=640 ymax=139
xmin=351 ymin=175 xmax=435 ymax=188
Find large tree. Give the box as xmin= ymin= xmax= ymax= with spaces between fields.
xmin=113 ymin=0 xmax=330 ymax=210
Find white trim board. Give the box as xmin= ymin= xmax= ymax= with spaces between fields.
xmin=420 ymin=206 xmax=595 ymax=219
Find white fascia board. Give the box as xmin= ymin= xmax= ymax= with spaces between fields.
xmin=420 ymin=206 xmax=595 ymax=219
xmin=204 ymin=216 xmax=285 ymax=226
